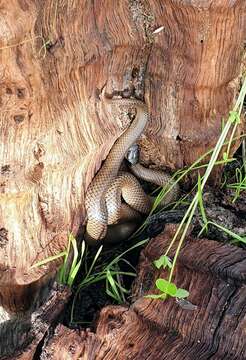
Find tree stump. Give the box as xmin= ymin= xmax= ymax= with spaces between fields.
xmin=0 ymin=0 xmax=245 ymax=352
xmin=33 ymin=225 xmax=246 ymax=359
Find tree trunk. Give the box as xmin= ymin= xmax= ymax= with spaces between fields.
xmin=0 ymin=0 xmax=245 ymax=354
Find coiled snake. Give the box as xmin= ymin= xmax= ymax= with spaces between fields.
xmin=85 ymin=89 xmax=179 ymax=245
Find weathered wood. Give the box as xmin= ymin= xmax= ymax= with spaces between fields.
xmin=40 ymin=325 xmax=100 ymax=360
xmin=0 ymin=0 xmax=245 ymax=325
xmin=1 ymin=282 xmax=70 ymax=360
xmin=41 ymin=226 xmax=246 ymax=359
xmin=140 ymin=0 xmax=246 ymax=169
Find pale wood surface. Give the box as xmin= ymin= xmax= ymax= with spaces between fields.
xmin=0 ymin=0 xmax=245 ymax=315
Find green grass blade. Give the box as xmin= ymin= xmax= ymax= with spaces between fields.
xmin=197 ymin=173 xmax=208 ymax=232
xmin=31 ymin=251 xmax=66 ymax=269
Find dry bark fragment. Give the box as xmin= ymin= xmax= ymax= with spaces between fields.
xmin=0 ymin=282 xmax=71 ymax=360
xmin=40 ymin=225 xmax=246 ymax=360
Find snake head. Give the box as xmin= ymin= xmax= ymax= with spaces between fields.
xmin=125 ymin=144 xmax=140 ymax=165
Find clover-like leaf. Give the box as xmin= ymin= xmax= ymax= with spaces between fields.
xmin=175 ymin=288 xmax=190 ymax=299
xmin=156 ymin=278 xmax=177 ymax=296
xmin=154 ymin=255 xmax=172 ymax=270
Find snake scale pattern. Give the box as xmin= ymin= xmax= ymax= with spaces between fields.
xmin=85 ymin=90 xmax=179 ymax=245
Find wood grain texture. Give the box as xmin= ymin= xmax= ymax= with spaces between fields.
xmin=40 ymin=226 xmax=246 ymax=360
xmin=140 ymin=0 xmax=246 ymax=168
xmin=1 ymin=282 xmax=70 ymax=360
xmin=0 ymin=0 xmax=245 ymax=314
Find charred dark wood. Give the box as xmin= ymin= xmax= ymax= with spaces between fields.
xmin=0 ymin=283 xmax=71 ymax=360
xmin=40 ymin=226 xmax=246 ymax=359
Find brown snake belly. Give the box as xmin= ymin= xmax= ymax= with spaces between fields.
xmin=85 ymin=91 xmax=179 ymax=245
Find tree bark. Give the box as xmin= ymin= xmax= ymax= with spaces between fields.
xmin=1 ymin=283 xmax=71 ymax=359
xmin=0 ymin=0 xmax=245 ymax=337
xmin=37 ymin=226 xmax=246 ymax=359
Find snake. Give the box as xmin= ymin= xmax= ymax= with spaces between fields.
xmin=85 ymin=89 xmax=179 ymax=245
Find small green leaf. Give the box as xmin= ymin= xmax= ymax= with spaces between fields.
xmin=154 ymin=255 xmax=172 ymax=270
xmin=156 ymin=278 xmax=177 ymax=296
xmin=165 ymin=282 xmax=178 ymax=296
xmin=155 ymin=278 xmax=169 ymax=291
xmin=154 ymin=256 xmax=164 ymax=269
xmin=175 ymin=288 xmax=190 ymax=299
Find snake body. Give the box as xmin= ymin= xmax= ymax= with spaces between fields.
xmin=85 ymin=94 xmax=148 ymax=243
xmin=85 ymin=92 xmax=179 ymax=245
xmin=105 ymin=172 xmax=152 ymax=224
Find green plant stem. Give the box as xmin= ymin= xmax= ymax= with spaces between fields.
xmin=242 ymin=138 xmax=246 ymax=175
xmin=165 ymin=75 xmax=246 ymax=285
xmin=132 ymin=135 xmax=244 ymax=240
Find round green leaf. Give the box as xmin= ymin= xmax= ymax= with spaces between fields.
xmin=155 ymin=278 xmax=169 ymax=292
xmin=165 ymin=282 xmax=177 ymax=296
xmin=175 ymin=288 xmax=189 ymax=299
xmin=156 ymin=278 xmax=177 ymax=296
